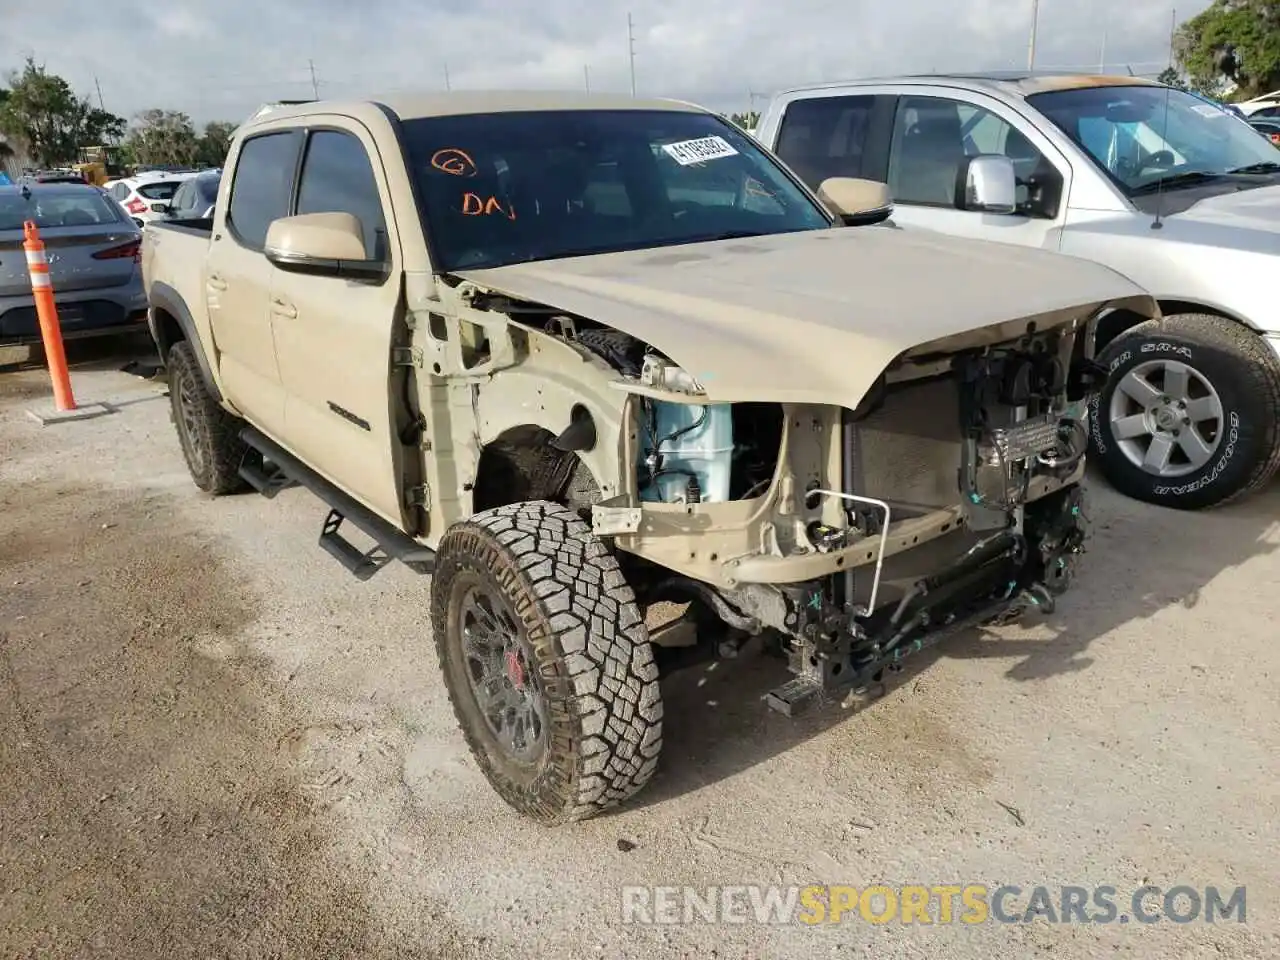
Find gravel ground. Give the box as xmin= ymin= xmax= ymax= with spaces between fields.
xmin=2 ymin=340 xmax=1278 ymax=959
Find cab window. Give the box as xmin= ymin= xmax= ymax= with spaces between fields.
xmin=294 ymin=130 xmax=388 ymax=261
xmin=227 ymin=131 xmax=300 ymax=249
xmin=888 ymin=96 xmax=1057 ymax=216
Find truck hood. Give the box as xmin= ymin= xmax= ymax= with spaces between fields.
xmin=1168 ymin=182 xmax=1280 ymax=236
xmin=454 ymin=226 xmax=1154 ymax=407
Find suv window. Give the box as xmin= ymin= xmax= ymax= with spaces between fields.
xmin=227 ymin=131 xmax=299 ymax=249
xmin=295 ymin=130 xmax=387 ymax=260
xmin=773 ymin=95 xmax=875 ymax=190
xmin=888 ymin=96 xmax=1051 ymax=212
xmin=169 ymin=180 xmax=194 ymax=215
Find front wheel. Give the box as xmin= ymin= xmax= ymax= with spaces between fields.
xmin=431 ymin=501 xmax=663 ymax=823
xmin=1088 ymin=314 xmax=1280 ymax=510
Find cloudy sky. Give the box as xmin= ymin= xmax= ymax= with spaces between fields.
xmin=5 ymin=0 xmax=1211 ymax=127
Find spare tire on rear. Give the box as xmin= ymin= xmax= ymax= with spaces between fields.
xmin=1088 ymin=314 xmax=1280 ymax=510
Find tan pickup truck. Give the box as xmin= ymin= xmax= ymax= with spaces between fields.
xmin=142 ymin=91 xmax=1156 ymax=823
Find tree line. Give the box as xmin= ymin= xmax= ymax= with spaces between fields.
xmin=0 ymin=58 xmax=235 ymax=171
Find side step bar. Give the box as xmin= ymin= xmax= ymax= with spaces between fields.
xmin=239 ymin=426 xmax=435 ymax=580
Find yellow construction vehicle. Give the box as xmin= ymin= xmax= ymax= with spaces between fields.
xmin=72 ymin=145 xmax=124 ymax=186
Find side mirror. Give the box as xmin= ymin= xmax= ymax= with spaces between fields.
xmin=815 ymin=177 xmax=894 ymax=226
xmin=263 ymin=211 xmax=388 ymax=281
xmin=961 ymin=155 xmax=1017 ymax=214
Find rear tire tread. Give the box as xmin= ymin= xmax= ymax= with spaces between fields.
xmin=168 ymin=340 xmax=249 ymax=495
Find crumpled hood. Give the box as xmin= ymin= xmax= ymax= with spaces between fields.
xmin=455 ymin=225 xmax=1154 ymax=407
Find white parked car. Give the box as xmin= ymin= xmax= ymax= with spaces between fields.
xmin=1237 ymin=90 xmax=1280 ymax=118
xmin=104 ymin=172 xmax=196 ymax=224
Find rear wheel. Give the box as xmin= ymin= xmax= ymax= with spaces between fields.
xmin=168 ymin=340 xmax=249 ymax=495
xmin=1089 ymin=314 xmax=1280 ymax=510
xmin=431 ymin=501 xmax=663 ymax=823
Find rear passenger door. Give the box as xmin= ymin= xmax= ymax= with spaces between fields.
xmin=205 ymin=128 xmax=301 ymax=437
xmin=268 ymin=122 xmax=406 ymax=526
xmin=882 ymin=91 xmax=1071 ymax=250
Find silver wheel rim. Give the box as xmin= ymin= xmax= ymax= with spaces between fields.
xmin=457 ymin=583 xmax=547 ymax=764
xmin=1108 ymin=358 xmax=1223 ymax=478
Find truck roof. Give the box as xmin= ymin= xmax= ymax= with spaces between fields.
xmin=243 ymin=90 xmax=705 ymax=127
xmin=772 ymin=71 xmax=1164 ymax=100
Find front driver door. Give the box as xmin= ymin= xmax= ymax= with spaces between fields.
xmin=268 ymin=121 xmax=406 ymax=527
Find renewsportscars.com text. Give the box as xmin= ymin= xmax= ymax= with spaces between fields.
xmin=620 ymin=884 xmax=1247 ymax=926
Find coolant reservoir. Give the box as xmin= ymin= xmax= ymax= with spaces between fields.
xmin=635 ymin=357 xmax=733 ymax=503
xmin=639 ymin=402 xmax=734 ymax=503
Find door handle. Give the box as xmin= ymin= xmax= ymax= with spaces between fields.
xmin=207 ymin=275 xmax=227 ymax=291
xmin=271 ymin=298 xmax=298 ymax=319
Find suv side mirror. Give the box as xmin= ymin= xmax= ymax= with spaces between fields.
xmin=264 ymin=211 xmax=388 ymax=282
xmin=960 ymin=155 xmax=1017 ymax=214
xmin=815 ymin=177 xmax=894 ymax=226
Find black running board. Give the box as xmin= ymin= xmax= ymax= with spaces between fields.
xmin=239 ymin=426 xmax=435 ymax=580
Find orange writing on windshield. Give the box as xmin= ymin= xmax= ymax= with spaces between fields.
xmin=462 ymin=192 xmax=516 ymax=220
xmin=432 ymin=148 xmax=477 ymax=177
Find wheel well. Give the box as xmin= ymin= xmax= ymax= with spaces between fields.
xmin=472 ymin=425 xmax=602 ymax=515
xmin=1094 ymin=302 xmax=1248 ymax=352
xmin=152 ymin=307 xmax=185 ymax=359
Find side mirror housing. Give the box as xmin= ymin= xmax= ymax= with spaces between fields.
xmin=815 ymin=177 xmax=894 ymax=226
xmin=960 ymin=155 xmax=1017 ymax=214
xmin=263 ymin=211 xmax=387 ymax=281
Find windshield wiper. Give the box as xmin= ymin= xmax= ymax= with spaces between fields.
xmin=1227 ymin=161 xmax=1280 ymax=174
xmin=1130 ymin=171 xmax=1226 ymax=195
xmin=688 ymin=229 xmax=772 ymax=242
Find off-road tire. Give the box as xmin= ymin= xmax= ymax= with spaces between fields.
xmin=575 ymin=328 xmax=645 ymax=376
xmin=431 ymin=501 xmax=663 ymax=823
xmin=1088 ymin=314 xmax=1280 ymax=510
xmin=168 ymin=340 xmax=249 ymax=495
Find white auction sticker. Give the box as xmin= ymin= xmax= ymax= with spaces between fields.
xmin=661 ymin=135 xmax=740 ymax=166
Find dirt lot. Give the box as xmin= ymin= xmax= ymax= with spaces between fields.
xmin=2 ymin=341 xmax=1279 ymax=959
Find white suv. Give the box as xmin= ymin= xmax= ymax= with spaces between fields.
xmin=104 ymin=172 xmax=196 ymax=224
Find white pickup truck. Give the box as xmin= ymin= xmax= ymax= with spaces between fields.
xmin=756 ymin=72 xmax=1280 ymax=510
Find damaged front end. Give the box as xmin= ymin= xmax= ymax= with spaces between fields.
xmin=592 ymin=312 xmax=1109 ymax=716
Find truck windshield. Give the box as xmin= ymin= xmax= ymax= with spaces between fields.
xmin=1027 ymin=85 xmax=1280 ymax=196
xmin=399 ymin=109 xmax=832 ymax=271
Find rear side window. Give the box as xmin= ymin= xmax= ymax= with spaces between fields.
xmin=170 ymin=181 xmax=196 ymax=214
xmin=295 ymin=130 xmax=387 ymax=260
xmin=774 ymin=95 xmax=875 ymax=190
xmin=227 ymin=131 xmax=299 ymax=249
xmin=138 ymin=181 xmax=181 ymax=200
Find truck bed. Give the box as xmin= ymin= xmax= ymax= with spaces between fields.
xmin=141 ymin=218 xmax=215 ymax=339
xmin=148 ymin=217 xmax=215 ymax=238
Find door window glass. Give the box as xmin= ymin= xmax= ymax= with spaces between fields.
xmin=227 ymin=131 xmax=298 ymax=249
xmin=295 ymin=130 xmax=388 ymax=260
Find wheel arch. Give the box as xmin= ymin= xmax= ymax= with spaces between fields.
xmin=1095 ymin=299 xmax=1258 ymax=353
xmin=471 ymin=423 xmax=608 ymax=515
xmin=148 ymin=281 xmax=222 ymax=402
